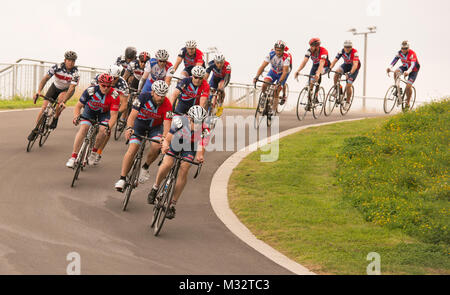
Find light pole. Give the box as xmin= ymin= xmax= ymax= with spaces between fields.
xmin=348 ymin=26 xmax=377 ymax=111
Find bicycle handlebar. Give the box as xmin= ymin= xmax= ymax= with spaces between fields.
xmin=254 ymin=79 xmax=277 ymax=89
xmin=158 ymin=153 xmax=203 ymax=179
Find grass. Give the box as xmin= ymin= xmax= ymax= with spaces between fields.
xmin=229 ymin=101 xmax=450 ymax=274
xmin=0 ymin=96 xmax=79 ymax=109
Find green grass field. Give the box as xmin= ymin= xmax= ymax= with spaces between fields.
xmin=0 ymin=96 xmax=79 ymax=110
xmin=229 ymin=99 xmax=449 ymax=274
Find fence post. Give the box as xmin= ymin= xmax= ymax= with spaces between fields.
xmin=33 ymin=64 xmax=37 ymax=95
xmin=12 ymin=65 xmax=17 ymax=98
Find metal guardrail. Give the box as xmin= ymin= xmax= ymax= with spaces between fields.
xmin=0 ymin=59 xmax=106 ymax=99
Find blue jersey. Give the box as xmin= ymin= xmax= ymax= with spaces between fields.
xmin=133 ymin=92 xmax=173 ymax=127
xmin=79 ymin=86 xmax=121 ymax=113
xmin=91 ymin=74 xmax=129 ymax=96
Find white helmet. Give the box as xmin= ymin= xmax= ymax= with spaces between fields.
xmin=108 ymin=64 xmax=122 ymax=78
xmin=343 ymin=40 xmax=353 ymax=48
xmin=401 ymin=40 xmax=410 ymax=49
xmin=185 ymin=40 xmax=197 ymax=49
xmin=214 ymin=53 xmax=225 ymax=63
xmin=151 ymin=80 xmax=169 ymax=96
xmin=191 ymin=66 xmax=206 ymax=78
xmin=187 ymin=105 xmax=207 ymax=122
xmin=155 ymin=49 xmax=169 ymax=61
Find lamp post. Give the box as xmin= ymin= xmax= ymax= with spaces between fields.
xmin=348 ymin=26 xmax=377 ymax=111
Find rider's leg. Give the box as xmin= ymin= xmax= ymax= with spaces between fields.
xmin=35 ymin=100 xmax=49 ymax=125
xmin=72 ymin=124 xmax=90 ymax=156
xmin=153 ymin=154 xmax=175 ymax=188
xmin=143 ymin=141 xmax=161 ymax=167
xmin=405 ymin=84 xmax=412 ymax=107
xmin=171 ymin=161 xmax=191 ymax=204
xmin=94 ymin=125 xmax=109 ymax=150
xmin=345 ymin=82 xmax=353 ymax=103
xmin=120 ymin=142 xmax=140 ymax=177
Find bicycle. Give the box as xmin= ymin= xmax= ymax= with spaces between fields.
xmin=120 ymin=132 xmax=161 ymax=211
xmin=114 ymin=87 xmax=139 ymax=141
xmin=254 ymin=79 xmax=278 ymax=129
xmin=276 ymin=82 xmax=289 ymax=114
xmin=295 ymin=74 xmax=325 ymax=121
xmin=70 ymin=117 xmax=109 ymax=187
xmin=150 ymin=153 xmax=202 ymax=236
xmin=205 ymin=89 xmax=225 ymax=130
xmin=26 ymin=94 xmax=59 ymax=152
xmin=384 ymin=70 xmax=416 ymax=114
xmin=324 ymin=70 xmax=355 ymax=116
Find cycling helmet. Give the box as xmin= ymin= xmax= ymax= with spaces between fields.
xmin=401 ymin=40 xmax=410 ymax=49
xmin=98 ymin=73 xmax=113 ymax=85
xmin=187 ymin=105 xmax=207 ymax=122
xmin=64 ymin=51 xmax=78 ymax=60
xmin=125 ymin=47 xmax=137 ymax=59
xmin=274 ymin=40 xmax=286 ymax=49
xmin=343 ymin=40 xmax=353 ymax=48
xmin=185 ymin=40 xmax=197 ymax=49
xmin=309 ymin=38 xmax=321 ymax=46
xmin=139 ymin=51 xmax=150 ymax=62
xmin=155 ymin=49 xmax=169 ymax=61
xmin=213 ymin=53 xmax=225 ymax=63
xmin=151 ymin=80 xmax=169 ymax=96
xmin=107 ymin=64 xmax=122 ymax=78
xmin=191 ymin=66 xmax=206 ymax=78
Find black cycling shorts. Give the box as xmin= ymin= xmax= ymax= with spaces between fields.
xmin=45 ymin=83 xmax=67 ymax=101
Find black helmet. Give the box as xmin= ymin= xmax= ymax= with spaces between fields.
xmin=125 ymin=47 xmax=137 ymax=59
xmin=64 ymin=51 xmax=78 ymax=60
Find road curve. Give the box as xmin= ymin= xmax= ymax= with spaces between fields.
xmin=0 ymin=107 xmax=383 ymax=274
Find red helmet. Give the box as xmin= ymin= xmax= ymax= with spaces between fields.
xmin=98 ymin=73 xmax=113 ymax=85
xmin=139 ymin=51 xmax=150 ymax=62
xmin=309 ymin=38 xmax=321 ymax=46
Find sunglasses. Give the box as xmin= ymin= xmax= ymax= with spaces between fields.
xmin=193 ymin=76 xmax=203 ymax=80
xmin=401 ymin=47 xmax=409 ymax=50
xmin=100 ymin=84 xmax=111 ymax=88
xmin=344 ymin=46 xmax=352 ymax=49
xmin=158 ymin=60 xmax=167 ymax=63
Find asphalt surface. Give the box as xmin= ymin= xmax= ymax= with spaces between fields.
xmin=0 ymin=107 xmax=384 ymax=274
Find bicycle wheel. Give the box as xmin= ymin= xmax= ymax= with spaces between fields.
xmin=383 ymin=85 xmax=398 ymax=114
xmin=122 ymin=156 xmax=141 ymax=211
xmin=340 ymin=85 xmax=355 ymax=116
xmin=254 ymin=92 xmax=267 ymax=129
xmin=71 ymin=141 xmax=87 ymax=187
xmin=266 ymin=97 xmax=272 ymax=128
xmin=150 ymin=176 xmax=170 ymax=228
xmin=114 ymin=113 xmax=125 ymax=140
xmin=402 ymin=86 xmax=416 ymax=111
xmin=276 ymin=83 xmax=289 ymax=114
xmin=26 ymin=115 xmax=45 ymax=152
xmin=39 ymin=116 xmax=52 ymax=147
xmin=324 ymin=85 xmax=338 ymax=116
xmin=312 ymin=87 xmax=325 ymax=119
xmin=296 ymin=87 xmax=309 ymax=121
xmin=154 ymin=176 xmax=176 ymax=236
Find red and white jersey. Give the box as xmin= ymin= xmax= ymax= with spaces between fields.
xmin=305 ymin=47 xmax=330 ymax=66
xmin=127 ymin=60 xmax=146 ymax=80
xmin=47 ymin=63 xmax=80 ymax=90
xmin=264 ymin=50 xmax=291 ymax=74
xmin=335 ymin=48 xmax=361 ymax=69
xmin=390 ymin=49 xmax=420 ymax=72
xmin=144 ymin=58 xmax=174 ymax=83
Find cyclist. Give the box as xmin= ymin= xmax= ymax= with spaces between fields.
xmin=27 ymin=51 xmax=80 ymax=141
xmin=114 ymin=81 xmax=173 ymax=191
xmin=139 ymin=49 xmax=174 ymax=94
xmin=147 ymin=105 xmax=210 ymax=219
xmin=253 ymin=40 xmax=291 ymax=116
xmin=116 ymin=47 xmax=137 ymax=76
xmin=66 ymin=74 xmax=120 ymax=168
xmin=172 ymin=40 xmax=205 ymax=78
xmin=204 ymin=53 xmax=231 ymax=117
xmin=123 ymin=51 xmax=150 ymax=90
xmin=386 ymin=41 xmax=420 ymax=109
xmin=294 ymin=38 xmax=330 ymax=108
xmin=91 ymin=65 xmax=129 ymax=164
xmin=171 ymin=66 xmax=209 ymax=115
xmin=329 ymin=40 xmax=361 ymax=110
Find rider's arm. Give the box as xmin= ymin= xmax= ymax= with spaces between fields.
xmin=255 ymin=61 xmax=269 ymax=79
xmin=37 ymin=74 xmax=51 ymax=94
xmin=126 ymin=109 xmax=138 ymax=129
xmin=109 ymin=111 xmax=119 ymax=130
xmin=165 ymin=75 xmax=173 ymax=86
xmin=123 ymin=70 xmax=131 ymax=82
xmin=138 ymin=70 xmax=150 ymax=92
xmin=62 ymin=84 xmax=77 ymax=103
xmin=317 ymin=59 xmax=326 ymax=76
xmin=279 ymin=65 xmax=289 ymax=84
xmin=162 ymin=119 xmax=171 ymax=139
xmin=170 ymin=88 xmax=181 ymax=106
xmin=172 ymin=56 xmax=183 ymax=72
xmin=295 ymin=57 xmax=309 ymax=74
xmin=329 ymin=58 xmax=338 ymax=70
xmin=389 ymin=55 xmax=400 ymax=71
xmin=350 ymin=60 xmax=358 ymax=75
xmin=118 ymin=94 xmax=128 ymax=113
xmin=73 ymin=101 xmax=83 ymax=119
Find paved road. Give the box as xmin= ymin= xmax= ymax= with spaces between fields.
xmin=0 ymin=107 xmax=383 ymax=274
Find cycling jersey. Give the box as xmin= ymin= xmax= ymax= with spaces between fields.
xmin=170 ymin=115 xmax=211 ymax=147
xmin=206 ymin=60 xmax=232 ymax=79
xmin=178 ymin=47 xmax=205 ymax=67
xmin=79 ymin=85 xmax=120 ymax=113
xmin=144 ymin=58 xmax=174 ymax=83
xmin=305 ymin=47 xmax=330 ymax=67
xmin=133 ymin=92 xmax=173 ymax=128
xmin=264 ymin=50 xmax=291 ymax=74
xmin=116 ymin=55 xmax=131 ymax=71
xmin=175 ymin=77 xmax=210 ymax=114
xmin=127 ymin=60 xmax=146 ymax=81
xmin=390 ymin=49 xmax=420 ymax=72
xmin=91 ymin=74 xmax=129 ymax=96
xmin=335 ymin=48 xmax=361 ymax=70
xmin=47 ymin=63 xmax=80 ymax=90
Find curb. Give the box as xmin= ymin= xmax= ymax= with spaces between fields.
xmin=210 ymin=117 xmax=369 ymax=275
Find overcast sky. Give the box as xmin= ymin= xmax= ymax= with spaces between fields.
xmin=1 ymin=0 xmax=449 ymax=100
